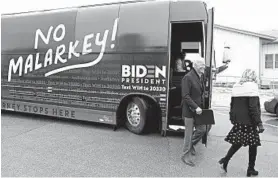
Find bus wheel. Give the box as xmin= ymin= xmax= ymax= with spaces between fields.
xmin=125 ymin=97 xmax=148 ymax=134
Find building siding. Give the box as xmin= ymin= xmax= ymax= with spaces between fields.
xmin=214 ymin=28 xmax=260 ymax=83
xmin=261 ymin=43 xmax=278 ymax=84
xmin=214 ymin=28 xmax=260 ymax=80
xmin=213 ymin=26 xmax=277 ymax=88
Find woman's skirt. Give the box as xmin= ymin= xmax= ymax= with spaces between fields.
xmin=225 ymin=123 xmax=261 ymax=146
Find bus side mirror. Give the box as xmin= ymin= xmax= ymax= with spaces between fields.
xmin=223 ymin=45 xmax=231 ymax=64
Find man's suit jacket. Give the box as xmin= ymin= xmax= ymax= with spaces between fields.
xmin=181 ymin=69 xmax=205 ymax=118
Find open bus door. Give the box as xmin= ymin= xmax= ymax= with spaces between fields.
xmin=204 ymin=8 xmax=214 ymax=109
xmin=204 ymin=8 xmax=232 ymax=134
xmin=202 ymin=7 xmax=214 ymax=136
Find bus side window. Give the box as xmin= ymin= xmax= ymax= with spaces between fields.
xmin=75 ymin=4 xmax=120 ymax=53
xmin=117 ymin=1 xmax=169 ymax=52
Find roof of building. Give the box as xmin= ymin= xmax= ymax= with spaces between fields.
xmin=260 ymin=30 xmax=278 ymax=37
xmin=259 ymin=30 xmax=278 ymax=43
xmin=215 ymin=24 xmax=277 ymax=41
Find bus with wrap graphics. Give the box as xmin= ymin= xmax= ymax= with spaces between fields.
xmin=1 ymin=0 xmax=230 ymax=136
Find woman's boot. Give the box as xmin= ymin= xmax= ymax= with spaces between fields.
xmin=218 ymin=158 xmax=229 ymax=172
xmin=247 ymin=146 xmax=259 ymax=177
xmin=219 ymin=144 xmax=241 ymax=173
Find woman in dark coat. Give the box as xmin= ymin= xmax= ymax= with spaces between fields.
xmin=219 ymin=69 xmax=265 ymax=177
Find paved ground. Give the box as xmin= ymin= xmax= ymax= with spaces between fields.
xmin=1 ymin=107 xmax=278 ymax=177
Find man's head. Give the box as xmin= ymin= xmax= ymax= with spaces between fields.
xmin=192 ymin=56 xmax=205 ymax=74
xmin=181 ymin=51 xmax=186 ymax=59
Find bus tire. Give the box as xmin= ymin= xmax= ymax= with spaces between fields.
xmin=125 ymin=97 xmax=148 ymax=134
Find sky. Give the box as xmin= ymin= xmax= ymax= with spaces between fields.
xmin=1 ymin=0 xmax=278 ymax=33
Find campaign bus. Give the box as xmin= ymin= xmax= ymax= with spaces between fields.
xmin=1 ymin=0 xmax=230 ymax=136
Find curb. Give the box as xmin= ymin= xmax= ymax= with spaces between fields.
xmin=212 ymin=105 xmax=272 ymax=115
xmin=212 ymin=105 xmax=266 ymax=110
xmin=264 ymin=123 xmax=278 ymax=129
xmin=263 ymin=123 xmax=278 ymax=135
xmin=213 ymin=109 xmax=278 ymax=129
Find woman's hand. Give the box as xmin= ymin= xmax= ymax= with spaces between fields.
xmin=258 ymin=123 xmax=265 ymax=133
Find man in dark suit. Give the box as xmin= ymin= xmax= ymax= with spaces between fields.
xmin=181 ymin=56 xmax=206 ymax=167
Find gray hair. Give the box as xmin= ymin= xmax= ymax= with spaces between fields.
xmin=191 ymin=55 xmax=205 ymax=68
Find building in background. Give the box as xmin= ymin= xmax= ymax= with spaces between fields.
xmin=213 ymin=25 xmax=277 ymax=88
xmin=260 ymin=30 xmax=278 ymax=87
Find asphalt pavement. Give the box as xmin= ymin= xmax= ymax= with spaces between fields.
xmin=1 ymin=108 xmax=278 ymax=177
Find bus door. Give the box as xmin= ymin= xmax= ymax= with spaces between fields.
xmin=204 ymin=8 xmax=214 ymax=109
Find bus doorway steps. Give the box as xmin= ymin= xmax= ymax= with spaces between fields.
xmin=166 ymin=125 xmax=185 ymax=136
xmin=168 ymin=116 xmax=184 ymax=126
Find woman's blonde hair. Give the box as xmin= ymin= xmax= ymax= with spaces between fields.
xmin=239 ymin=69 xmax=258 ymax=84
